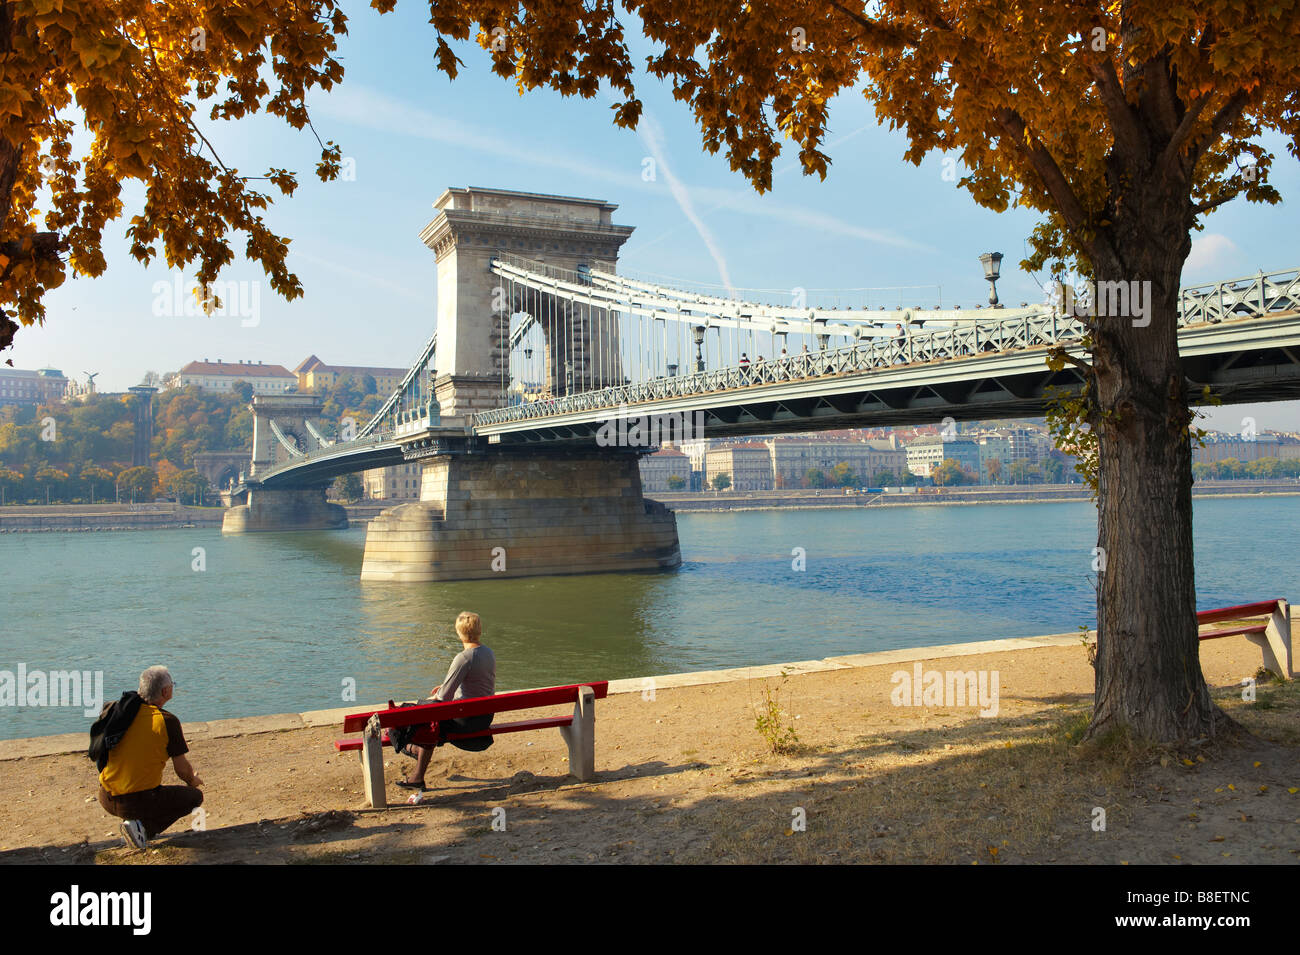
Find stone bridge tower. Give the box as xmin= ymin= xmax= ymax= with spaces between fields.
xmin=222 ymin=394 xmax=347 ymax=533
xmin=420 ymin=187 xmax=635 ymax=422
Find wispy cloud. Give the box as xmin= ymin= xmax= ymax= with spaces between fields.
xmin=289 ymin=247 xmax=426 ymax=303
xmin=320 ymin=84 xmax=919 ymax=271
xmin=629 ymin=122 xmax=932 ymax=257
xmin=312 ymin=85 xmax=633 ymax=188
xmin=635 ymin=111 xmax=736 ymax=295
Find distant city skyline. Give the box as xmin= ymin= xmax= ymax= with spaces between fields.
xmin=9 ymin=4 xmax=1299 ymax=429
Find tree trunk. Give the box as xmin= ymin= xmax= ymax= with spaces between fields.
xmin=1085 ymin=186 xmax=1228 ymax=743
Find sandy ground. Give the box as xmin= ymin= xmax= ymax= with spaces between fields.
xmin=0 ymin=636 xmax=1295 ymax=865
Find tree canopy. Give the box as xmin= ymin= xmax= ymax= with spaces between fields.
xmin=0 ymin=0 xmax=350 ymax=349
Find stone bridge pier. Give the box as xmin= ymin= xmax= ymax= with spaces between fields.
xmin=360 ymin=439 xmax=680 ymax=582
xmin=222 ymin=394 xmax=347 ymax=533
xmin=362 ymin=187 xmax=680 ymax=580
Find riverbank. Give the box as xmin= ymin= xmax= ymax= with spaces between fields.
xmin=4 ymin=481 xmax=1296 ymax=528
xmin=0 ymin=501 xmax=382 ymax=531
xmin=652 ymin=481 xmax=1300 ymax=512
xmin=2 ymin=628 xmax=1294 ymax=865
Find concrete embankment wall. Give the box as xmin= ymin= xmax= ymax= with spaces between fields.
xmin=0 ymin=503 xmax=227 ymax=532
xmin=652 ymin=481 xmax=1300 ymax=512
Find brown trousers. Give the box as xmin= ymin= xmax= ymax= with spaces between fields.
xmin=98 ymin=784 xmax=204 ymax=838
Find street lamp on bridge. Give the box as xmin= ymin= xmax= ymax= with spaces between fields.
xmin=693 ymin=325 xmax=706 ymax=372
xmin=980 ymin=252 xmax=1004 ymax=307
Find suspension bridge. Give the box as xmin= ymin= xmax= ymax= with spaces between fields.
xmin=221 ymin=187 xmax=1300 ymax=581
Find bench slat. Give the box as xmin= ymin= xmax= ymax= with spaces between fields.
xmin=1198 ymin=623 xmax=1269 ymax=640
xmin=1196 ymin=600 xmax=1282 ymax=625
xmin=334 ymin=715 xmax=575 ymax=752
xmin=342 ymin=681 xmax=608 ymax=733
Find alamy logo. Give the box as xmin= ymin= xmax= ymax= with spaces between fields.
xmin=595 ymin=405 xmax=705 ymax=447
xmin=890 ymin=663 xmax=999 ymax=717
xmin=1060 ymin=280 xmax=1152 ymax=327
xmin=0 ymin=664 xmax=104 ymax=717
xmin=151 ymin=276 xmax=261 ymax=327
xmin=50 ymin=886 xmax=151 ymax=935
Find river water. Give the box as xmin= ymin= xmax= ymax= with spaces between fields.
xmin=1 ymin=496 xmax=1295 ymax=739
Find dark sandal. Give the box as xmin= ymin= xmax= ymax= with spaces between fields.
xmin=395 ymin=779 xmax=426 ymax=790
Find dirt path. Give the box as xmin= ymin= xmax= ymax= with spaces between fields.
xmin=1 ymin=637 xmax=1295 ymax=865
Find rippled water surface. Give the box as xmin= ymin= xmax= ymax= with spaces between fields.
xmin=1 ymin=496 xmax=1295 ymax=738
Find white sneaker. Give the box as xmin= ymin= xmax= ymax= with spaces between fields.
xmin=120 ymin=819 xmax=148 ymax=849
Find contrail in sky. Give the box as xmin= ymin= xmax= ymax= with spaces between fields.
xmin=635 ymin=110 xmax=737 ymax=297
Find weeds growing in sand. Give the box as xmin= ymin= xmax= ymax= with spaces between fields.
xmin=754 ymin=673 xmax=801 ymax=755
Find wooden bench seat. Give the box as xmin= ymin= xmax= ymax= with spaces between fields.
xmin=1196 ymin=599 xmax=1291 ymax=678
xmin=335 ymin=681 xmax=610 ymax=808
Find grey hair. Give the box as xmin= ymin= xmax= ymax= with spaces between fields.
xmin=138 ymin=666 xmax=173 ymax=703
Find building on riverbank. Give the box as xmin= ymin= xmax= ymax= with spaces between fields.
xmin=363 ymin=462 xmax=423 ymax=501
xmin=766 ymin=434 xmax=906 ymax=488
xmin=166 ymin=360 xmax=296 ymax=395
xmin=1194 ymin=431 xmax=1300 ymax=463
xmin=0 ymin=367 xmax=69 ymax=408
xmin=293 ymin=356 xmax=407 ymax=394
xmin=706 ymin=444 xmax=774 ymax=490
xmin=639 ymin=448 xmax=692 ymax=492
xmin=906 ymin=436 xmax=981 ymax=479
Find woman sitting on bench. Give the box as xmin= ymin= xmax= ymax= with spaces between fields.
xmin=396 ymin=611 xmax=497 ymax=790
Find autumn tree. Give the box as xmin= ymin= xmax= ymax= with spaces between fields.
xmin=417 ymin=1 xmax=1299 ymax=742
xmin=332 ymin=472 xmax=364 ymax=502
xmin=0 ymin=0 xmax=351 ymax=351
xmin=0 ymin=464 xmax=21 ymax=502
xmin=80 ymin=464 xmax=115 ymax=502
xmin=116 ymin=465 xmax=155 ymax=502
xmin=932 ymin=458 xmax=977 ymax=487
xmin=167 ymin=468 xmax=209 ymax=505
xmin=33 ymin=464 xmax=67 ymax=501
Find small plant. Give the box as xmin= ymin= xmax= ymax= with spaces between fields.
xmin=1079 ymin=624 xmax=1097 ymax=669
xmin=1253 ymin=665 xmax=1283 ymax=685
xmin=753 ymin=672 xmax=801 ymax=755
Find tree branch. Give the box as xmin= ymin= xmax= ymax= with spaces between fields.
xmin=1203 ymin=88 xmax=1250 ymax=145
xmin=1084 ymin=56 xmax=1147 ymax=159
xmin=1161 ymin=90 xmax=1214 ymax=168
xmin=1193 ymin=190 xmax=1241 ymax=216
xmin=993 ymin=107 xmax=1090 ymax=235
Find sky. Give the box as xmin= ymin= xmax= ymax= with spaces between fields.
xmin=12 ymin=2 xmax=1300 ymax=431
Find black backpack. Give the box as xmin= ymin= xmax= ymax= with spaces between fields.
xmin=87 ymin=691 xmax=144 ymax=770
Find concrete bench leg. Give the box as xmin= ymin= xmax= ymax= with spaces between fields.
xmin=361 ymin=714 xmax=387 ymax=808
xmin=558 ymin=686 xmax=596 ymax=782
xmin=1248 ymin=599 xmax=1293 ymax=679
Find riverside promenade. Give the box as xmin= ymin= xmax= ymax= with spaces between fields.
xmin=1 ymin=626 xmax=1294 ymax=866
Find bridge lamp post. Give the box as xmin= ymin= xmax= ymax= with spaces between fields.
xmin=980 ymin=252 xmax=1004 ymax=307
xmin=814 ymin=317 xmax=829 ymax=351
xmin=693 ymin=325 xmax=706 ymax=373
xmin=667 ymin=363 xmax=678 ymax=378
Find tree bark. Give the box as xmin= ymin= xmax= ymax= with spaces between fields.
xmin=1085 ymin=184 xmax=1228 ymax=743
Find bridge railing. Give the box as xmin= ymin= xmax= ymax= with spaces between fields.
xmin=474 ymin=264 xmax=1300 ymax=430
xmin=1178 ymin=268 xmax=1300 ymax=325
xmin=247 ymin=431 xmax=393 ymax=485
xmin=474 ymin=308 xmax=1090 ymax=426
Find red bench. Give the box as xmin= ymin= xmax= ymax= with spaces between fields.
xmin=1197 ymin=599 xmax=1291 ymax=678
xmin=335 ymin=681 xmax=609 ymax=808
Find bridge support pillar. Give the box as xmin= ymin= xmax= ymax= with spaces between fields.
xmin=221 ymin=487 xmax=348 ymax=533
xmin=360 ymin=447 xmax=680 ymax=582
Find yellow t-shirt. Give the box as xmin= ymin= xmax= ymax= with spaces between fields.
xmin=98 ymin=703 xmax=188 ymax=796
